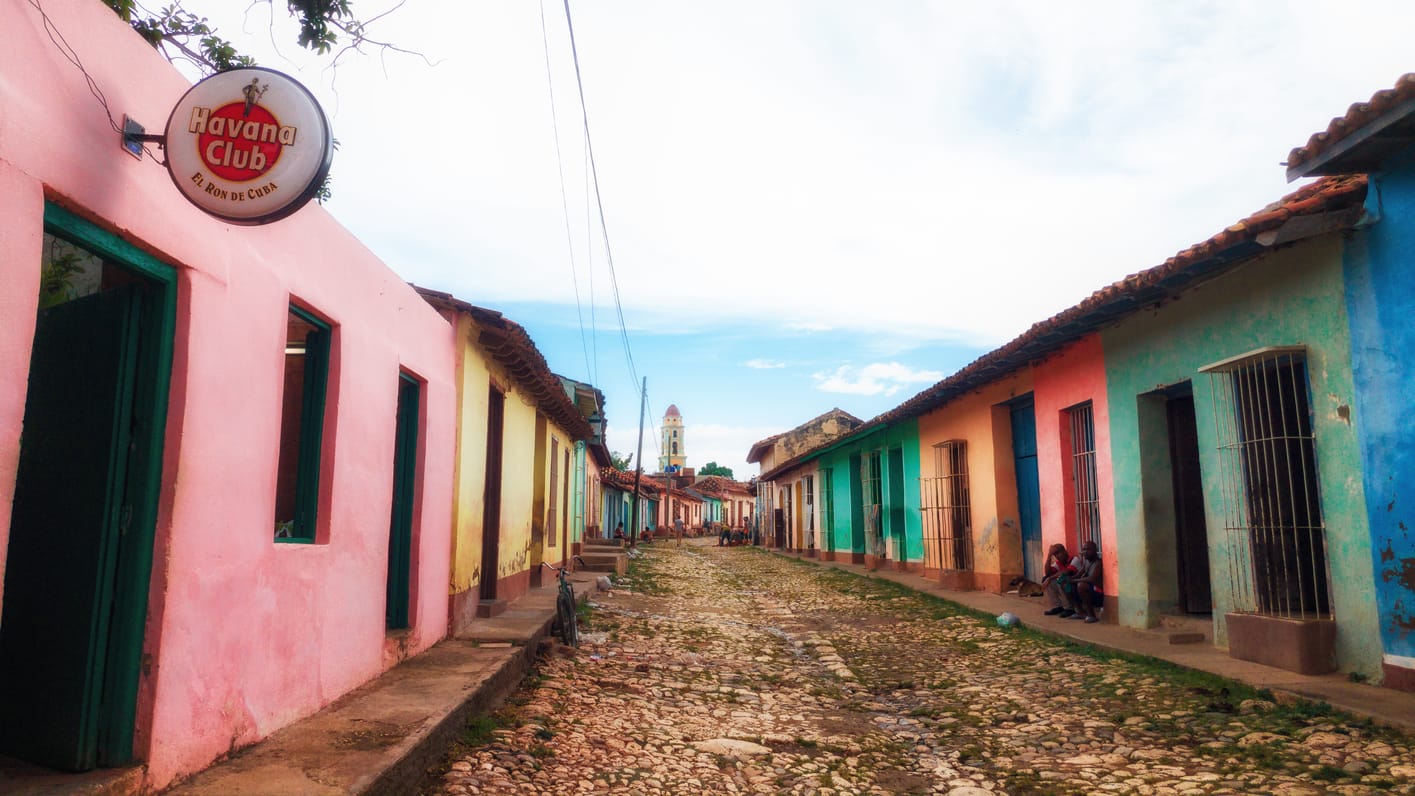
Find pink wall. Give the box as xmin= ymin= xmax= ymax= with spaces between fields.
xmin=1 ymin=1 xmax=455 ymax=787
xmin=1032 ymin=334 xmax=1118 ymax=597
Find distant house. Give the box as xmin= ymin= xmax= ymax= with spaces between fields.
xmin=416 ymin=290 xmax=598 ymax=623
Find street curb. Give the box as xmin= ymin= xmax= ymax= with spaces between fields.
xmin=367 ymin=620 xmax=554 ymax=796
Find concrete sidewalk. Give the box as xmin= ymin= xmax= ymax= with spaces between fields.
xmin=157 ymin=570 xmax=600 ymax=796
xmin=764 ymin=547 xmax=1415 ymax=735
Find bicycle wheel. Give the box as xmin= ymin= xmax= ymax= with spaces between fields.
xmin=556 ymin=586 xmax=578 ymax=647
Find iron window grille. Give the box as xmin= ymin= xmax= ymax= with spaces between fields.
xmin=921 ymin=440 xmax=973 ymax=572
xmin=1201 ymin=346 xmax=1332 ymax=619
xmin=804 ymin=475 xmax=816 ymax=549
xmin=861 ymin=451 xmax=885 ymax=558
xmin=1068 ymin=402 xmax=1102 ymax=551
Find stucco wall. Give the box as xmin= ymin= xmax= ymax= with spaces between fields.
xmin=1101 ymin=236 xmax=1381 ymax=676
xmin=813 ymin=422 xmax=921 ymax=562
xmin=1 ymin=1 xmax=456 ymax=786
xmin=1032 ymin=335 xmax=1118 ymax=597
xmin=1345 ymin=155 xmax=1415 ymax=672
xmin=916 ymin=373 xmax=1033 ymax=589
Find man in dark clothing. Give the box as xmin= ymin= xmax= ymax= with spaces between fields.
xmin=1065 ymin=541 xmax=1104 ymax=624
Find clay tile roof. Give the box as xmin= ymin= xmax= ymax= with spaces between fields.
xmin=1287 ymin=73 xmax=1415 ymax=180
xmin=665 ymin=404 xmax=681 ymax=417
xmin=414 ymin=286 xmax=594 ymax=441
xmin=760 ymin=174 xmax=1368 ymax=482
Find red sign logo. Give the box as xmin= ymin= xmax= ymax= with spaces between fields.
xmin=193 ymin=102 xmax=286 ymax=182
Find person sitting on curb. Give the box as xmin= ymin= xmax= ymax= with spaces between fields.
xmin=1041 ymin=543 xmax=1080 ymax=616
xmin=1064 ymin=541 xmax=1104 ymax=624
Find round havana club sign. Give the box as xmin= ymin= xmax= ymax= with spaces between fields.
xmin=164 ymin=67 xmax=333 ymax=225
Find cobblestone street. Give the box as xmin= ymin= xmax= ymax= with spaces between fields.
xmin=431 ymin=544 xmax=1415 ymax=795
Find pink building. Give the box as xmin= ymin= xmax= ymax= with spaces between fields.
xmin=1031 ymin=334 xmax=1118 ymax=607
xmin=0 ymin=1 xmax=455 ymax=788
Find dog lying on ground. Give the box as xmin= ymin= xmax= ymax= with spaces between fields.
xmin=1006 ymin=576 xmax=1046 ymax=597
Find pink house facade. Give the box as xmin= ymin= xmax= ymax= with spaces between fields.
xmin=1031 ymin=334 xmax=1118 ymax=609
xmin=0 ymin=1 xmax=455 ymax=789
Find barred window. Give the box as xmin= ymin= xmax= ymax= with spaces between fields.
xmin=1202 ymin=347 xmax=1331 ymax=619
xmin=921 ymin=440 xmax=972 ymax=571
xmin=861 ymin=451 xmax=884 ymax=557
xmin=1067 ymin=402 xmax=1102 ymax=551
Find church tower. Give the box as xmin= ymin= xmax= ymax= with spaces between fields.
xmin=659 ymin=404 xmax=686 ymax=472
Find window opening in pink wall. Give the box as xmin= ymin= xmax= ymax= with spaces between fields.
xmin=274 ymin=305 xmax=330 ymax=542
xmin=1068 ymin=402 xmax=1102 ymax=551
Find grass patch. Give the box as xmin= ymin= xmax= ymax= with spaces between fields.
xmin=459 ymin=713 xmax=506 ymax=746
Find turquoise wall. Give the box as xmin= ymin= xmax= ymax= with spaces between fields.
xmin=1100 ymin=236 xmax=1382 ymax=676
xmin=811 ymin=421 xmax=922 ymax=560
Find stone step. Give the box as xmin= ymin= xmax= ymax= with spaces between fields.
xmin=1132 ymin=614 xmax=1210 ymax=645
xmin=576 ymin=552 xmax=626 ymax=576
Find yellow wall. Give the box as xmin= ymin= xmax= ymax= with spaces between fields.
xmin=915 ymin=371 xmax=1032 ymax=587
xmin=448 ymin=314 xmax=546 ymax=593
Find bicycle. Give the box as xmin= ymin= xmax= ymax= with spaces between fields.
xmin=542 ymin=556 xmax=586 ymax=647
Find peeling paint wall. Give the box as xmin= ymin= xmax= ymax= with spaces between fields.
xmin=1032 ymin=335 xmax=1119 ymax=599
xmin=915 ymin=372 xmax=1033 ymax=589
xmin=0 ymin=0 xmax=458 ymax=785
xmin=1102 ymin=236 xmax=1382 ymax=677
xmin=1345 ymin=152 xmax=1415 ymax=676
xmin=815 ymin=422 xmax=920 ymax=560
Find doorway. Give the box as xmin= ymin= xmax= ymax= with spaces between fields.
xmin=386 ymin=374 xmax=420 ymax=630
xmin=1009 ymin=395 xmax=1043 ymax=580
xmin=0 ymin=207 xmax=174 ymax=771
xmin=1166 ymin=389 xmax=1212 ymax=614
xmin=479 ymin=386 xmax=505 ymax=602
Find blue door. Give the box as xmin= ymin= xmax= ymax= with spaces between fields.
xmin=1010 ymin=396 xmax=1043 ymax=580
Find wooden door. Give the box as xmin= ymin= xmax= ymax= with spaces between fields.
xmin=1010 ymin=397 xmax=1043 ymax=580
xmin=0 ymin=287 xmax=140 ymax=770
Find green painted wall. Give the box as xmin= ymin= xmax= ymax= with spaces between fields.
xmin=1100 ymin=236 xmax=1382 ymax=676
xmin=812 ymin=420 xmax=922 ymax=560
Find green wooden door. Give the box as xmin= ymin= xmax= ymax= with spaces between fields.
xmin=0 ymin=286 xmax=141 ymax=771
xmin=386 ymin=375 xmax=419 ymax=629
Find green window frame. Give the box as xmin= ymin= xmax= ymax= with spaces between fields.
xmin=274 ymin=304 xmax=331 ymax=543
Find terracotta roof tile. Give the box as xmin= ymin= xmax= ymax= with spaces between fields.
xmin=1287 ymin=73 xmax=1415 ymax=178
xmin=415 ymin=287 xmax=595 ymax=442
xmin=759 ymin=174 xmax=1367 ymax=482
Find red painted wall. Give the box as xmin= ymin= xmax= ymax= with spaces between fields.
xmin=1032 ymin=334 xmax=1117 ymax=597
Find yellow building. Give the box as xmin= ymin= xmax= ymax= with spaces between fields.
xmin=418 ymin=289 xmax=596 ymax=630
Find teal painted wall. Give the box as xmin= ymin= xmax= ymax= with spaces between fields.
xmin=1100 ymin=236 xmax=1382 ymax=676
xmin=811 ymin=421 xmax=922 ymax=560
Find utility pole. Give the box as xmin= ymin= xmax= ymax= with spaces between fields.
xmin=629 ymin=377 xmax=646 ymax=546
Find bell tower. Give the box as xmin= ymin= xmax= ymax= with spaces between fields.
xmin=659 ymin=404 xmax=686 ymax=472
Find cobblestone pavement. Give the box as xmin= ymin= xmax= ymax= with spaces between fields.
xmin=431 ymin=544 xmax=1415 ymax=795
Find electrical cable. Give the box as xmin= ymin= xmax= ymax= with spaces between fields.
xmin=538 ymin=0 xmax=596 ymax=392
xmin=560 ymin=0 xmax=639 ymax=394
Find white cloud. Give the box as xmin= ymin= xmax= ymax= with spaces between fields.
xmin=744 ymin=358 xmax=786 ymax=370
xmin=812 ymin=362 xmax=944 ymax=397
xmin=195 ymin=2 xmax=1415 ymax=369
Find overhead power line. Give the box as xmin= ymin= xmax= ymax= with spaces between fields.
xmin=560 ymin=0 xmax=639 ymax=392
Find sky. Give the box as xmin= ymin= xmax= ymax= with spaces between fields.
xmin=181 ymin=0 xmax=1415 ymax=479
